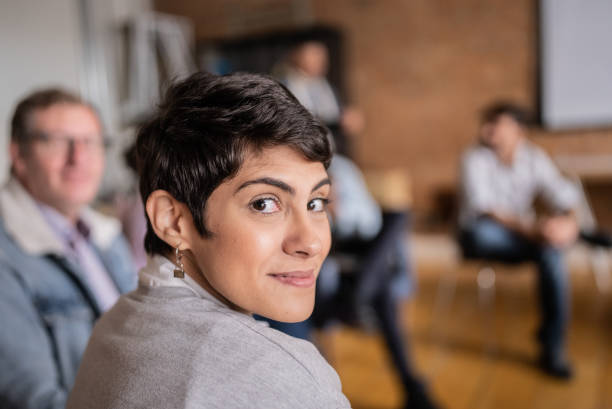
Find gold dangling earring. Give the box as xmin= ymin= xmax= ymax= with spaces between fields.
xmin=174 ymin=246 xmax=185 ymax=278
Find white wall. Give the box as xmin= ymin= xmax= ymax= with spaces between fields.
xmin=0 ymin=0 xmax=152 ymax=190
xmin=541 ymin=0 xmax=612 ymax=129
xmin=0 ymin=0 xmax=83 ymax=182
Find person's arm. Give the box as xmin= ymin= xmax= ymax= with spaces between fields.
xmin=461 ymin=149 xmax=537 ymax=237
xmin=327 ymin=155 xmax=382 ymax=240
xmin=539 ymin=211 xmax=579 ymax=248
xmin=532 ymin=148 xmax=580 ymax=247
xmin=481 ymin=210 xmax=539 ymax=239
xmin=535 ymin=149 xmax=581 ymax=214
xmin=481 ymin=206 xmax=578 ymax=248
xmin=0 ymin=263 xmax=67 ymax=409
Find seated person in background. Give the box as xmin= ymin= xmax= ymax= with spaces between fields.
xmin=458 ymin=102 xmax=580 ymax=379
xmin=277 ymin=39 xmax=364 ymax=157
xmin=281 ymin=40 xmax=341 ymax=125
xmin=270 ymin=39 xmax=441 ymax=409
xmin=0 ymin=89 xmax=135 ymax=408
xmin=66 ymin=72 xmax=351 ymax=409
xmin=319 ymin=153 xmax=441 ymax=409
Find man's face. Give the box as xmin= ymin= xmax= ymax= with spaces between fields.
xmin=295 ymin=42 xmax=329 ymax=78
xmin=479 ymin=114 xmax=524 ymax=158
xmin=11 ymin=103 xmax=105 ymax=220
xmin=184 ymin=145 xmax=332 ymax=323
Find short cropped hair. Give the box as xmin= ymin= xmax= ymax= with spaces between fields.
xmin=481 ymin=101 xmax=532 ymax=128
xmin=11 ymin=88 xmax=86 ymax=145
xmin=136 ymin=71 xmax=332 ymax=256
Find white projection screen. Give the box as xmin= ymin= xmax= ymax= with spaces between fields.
xmin=540 ymin=0 xmax=612 ymax=130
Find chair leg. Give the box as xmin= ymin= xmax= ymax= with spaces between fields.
xmin=430 ymin=262 xmax=459 ymax=342
xmin=476 ymin=266 xmax=497 ymax=355
xmin=477 ymin=266 xmax=496 ymax=307
xmin=590 ymin=247 xmax=612 ymax=293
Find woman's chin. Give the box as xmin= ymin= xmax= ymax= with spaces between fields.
xmin=261 ymin=302 xmax=314 ymax=323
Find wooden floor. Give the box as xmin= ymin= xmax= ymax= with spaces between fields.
xmin=318 ymin=257 xmax=612 ymax=409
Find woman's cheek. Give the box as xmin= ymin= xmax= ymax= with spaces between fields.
xmin=317 ymin=218 xmax=332 ymax=257
xmin=250 ymin=226 xmax=280 ymax=257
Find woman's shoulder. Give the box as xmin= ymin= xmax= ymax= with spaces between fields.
xmin=233 ymin=318 xmax=334 ymax=376
xmin=197 ymin=309 xmax=335 ymax=378
xmin=167 ymin=302 xmax=350 ymax=407
xmin=105 ymin=287 xmax=332 ymax=380
xmin=81 ymin=290 xmax=350 ymax=408
xmin=193 ymin=314 xmax=350 ymax=407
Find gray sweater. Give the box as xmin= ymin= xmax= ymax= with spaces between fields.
xmin=66 ymin=284 xmax=351 ymax=409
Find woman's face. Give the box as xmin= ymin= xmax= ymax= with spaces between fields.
xmin=184 ymin=145 xmax=331 ymax=322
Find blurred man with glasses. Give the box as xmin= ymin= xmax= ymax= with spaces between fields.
xmin=0 ymin=89 xmax=135 ymax=408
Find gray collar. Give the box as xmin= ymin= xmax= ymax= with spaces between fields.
xmin=0 ymin=177 xmax=120 ymax=255
xmin=139 ymin=254 xmax=228 ymax=310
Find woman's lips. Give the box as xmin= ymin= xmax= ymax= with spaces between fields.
xmin=268 ymin=270 xmax=315 ymax=288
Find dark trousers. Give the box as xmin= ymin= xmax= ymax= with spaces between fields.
xmin=332 ymin=211 xmax=411 ymax=305
xmin=459 ymin=217 xmax=570 ymax=357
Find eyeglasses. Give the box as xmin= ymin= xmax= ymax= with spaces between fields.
xmin=29 ymin=132 xmax=109 ymax=155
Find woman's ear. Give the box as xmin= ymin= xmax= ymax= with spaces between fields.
xmin=145 ymin=190 xmax=192 ymax=250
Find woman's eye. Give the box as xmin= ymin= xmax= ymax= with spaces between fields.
xmin=307 ymin=198 xmax=329 ymax=212
xmin=250 ymin=198 xmax=280 ymax=214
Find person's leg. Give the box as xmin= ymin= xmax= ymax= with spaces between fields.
xmin=352 ymin=211 xmax=408 ymax=305
xmin=372 ymin=292 xmax=416 ymax=386
xmin=459 ymin=217 xmax=536 ymax=263
xmin=372 ymin=286 xmax=439 ymax=409
xmin=311 ymin=257 xmax=342 ymax=328
xmin=335 ymin=211 xmax=440 ymax=406
xmin=535 ymin=245 xmax=572 ymax=378
xmin=461 ymin=217 xmax=573 ymax=378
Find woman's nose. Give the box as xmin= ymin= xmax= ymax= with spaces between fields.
xmin=282 ymin=212 xmax=324 ymax=258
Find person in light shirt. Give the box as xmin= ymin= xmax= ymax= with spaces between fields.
xmin=459 ymin=102 xmax=580 ymax=379
xmin=0 ymin=88 xmax=135 ymax=409
xmin=67 ymin=72 xmax=351 ymax=409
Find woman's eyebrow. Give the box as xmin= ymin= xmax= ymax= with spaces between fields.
xmin=311 ymin=178 xmax=331 ymax=193
xmin=235 ymin=177 xmax=294 ymax=195
xmin=235 ymin=177 xmax=331 ymax=195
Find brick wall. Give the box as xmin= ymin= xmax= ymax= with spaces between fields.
xmin=155 ymin=0 xmax=612 ymax=221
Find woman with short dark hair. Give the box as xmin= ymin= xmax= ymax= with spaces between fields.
xmin=67 ymin=72 xmax=351 ymax=409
